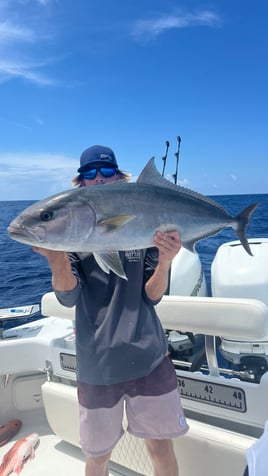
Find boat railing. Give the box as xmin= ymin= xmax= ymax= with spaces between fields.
xmin=40 ymin=291 xmax=268 ymax=377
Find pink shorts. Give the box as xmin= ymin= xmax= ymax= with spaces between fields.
xmin=78 ymin=357 xmax=188 ymax=457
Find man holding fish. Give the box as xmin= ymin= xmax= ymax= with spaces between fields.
xmin=33 ymin=145 xmax=189 ymax=476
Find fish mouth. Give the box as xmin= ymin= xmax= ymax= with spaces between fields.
xmin=8 ymin=223 xmax=46 ymax=244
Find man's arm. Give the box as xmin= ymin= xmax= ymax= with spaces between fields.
xmin=32 ymin=248 xmax=78 ymax=291
xmin=145 ymin=231 xmax=182 ymax=302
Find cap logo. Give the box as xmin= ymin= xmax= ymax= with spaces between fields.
xmin=100 ymin=154 xmax=113 ymax=162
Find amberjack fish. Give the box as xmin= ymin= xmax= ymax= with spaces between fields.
xmin=8 ymin=158 xmax=258 ymax=279
xmin=0 ymin=420 xmax=22 ymax=447
xmin=0 ymin=432 xmax=39 ymax=475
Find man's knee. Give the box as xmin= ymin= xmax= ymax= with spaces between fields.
xmin=86 ymin=451 xmax=111 ymax=474
xmin=146 ymin=439 xmax=175 ymax=460
xmin=146 ymin=440 xmax=178 ymax=476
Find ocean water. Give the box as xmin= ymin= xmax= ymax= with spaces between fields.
xmin=0 ymin=194 xmax=267 ymax=326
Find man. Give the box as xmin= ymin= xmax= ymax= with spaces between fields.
xmin=34 ymin=145 xmax=188 ymax=476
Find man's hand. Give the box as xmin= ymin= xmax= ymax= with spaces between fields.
xmin=145 ymin=230 xmax=182 ymax=301
xmin=32 ymin=246 xmax=67 ymax=263
xmin=153 ymin=230 xmax=182 ymax=267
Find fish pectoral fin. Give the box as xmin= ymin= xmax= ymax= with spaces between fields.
xmin=93 ymin=252 xmax=127 ymax=280
xmin=97 ymin=215 xmax=135 ymax=232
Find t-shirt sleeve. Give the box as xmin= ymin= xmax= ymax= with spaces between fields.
xmin=53 ymin=252 xmax=81 ymax=308
xmin=53 ymin=283 xmax=81 ymax=308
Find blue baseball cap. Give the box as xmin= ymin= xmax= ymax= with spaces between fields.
xmin=77 ymin=145 xmax=118 ymax=173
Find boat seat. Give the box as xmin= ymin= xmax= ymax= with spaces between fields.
xmin=41 ymin=292 xmax=75 ymax=320
xmin=41 ymin=291 xmax=268 ymax=340
xmin=156 ymin=295 xmax=268 ymax=340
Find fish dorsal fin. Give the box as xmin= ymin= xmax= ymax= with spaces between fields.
xmin=137 ymin=157 xmax=227 ymax=212
xmin=137 ymin=157 xmax=174 ymax=188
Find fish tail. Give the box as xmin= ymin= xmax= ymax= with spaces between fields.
xmin=234 ymin=202 xmax=259 ymax=255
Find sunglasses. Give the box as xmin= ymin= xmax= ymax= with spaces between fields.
xmin=82 ymin=167 xmax=117 ymax=180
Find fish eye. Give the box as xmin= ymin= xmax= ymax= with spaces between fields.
xmin=40 ymin=210 xmax=56 ymax=222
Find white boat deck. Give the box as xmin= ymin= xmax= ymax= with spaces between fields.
xmin=0 ymin=414 xmax=142 ymax=476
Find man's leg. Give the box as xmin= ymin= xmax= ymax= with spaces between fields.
xmin=85 ymin=452 xmax=111 ymax=476
xmin=145 ymin=439 xmax=179 ymax=476
xmin=79 ymin=388 xmax=125 ymax=476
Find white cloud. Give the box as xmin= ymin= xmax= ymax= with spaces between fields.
xmin=132 ymin=9 xmax=221 ymax=42
xmin=0 ymin=58 xmax=58 ymax=85
xmin=16 ymin=0 xmax=53 ymax=6
xmin=0 ymin=56 xmax=59 ymax=87
xmin=35 ymin=117 xmax=45 ymax=126
xmin=0 ymin=152 xmax=77 ymax=172
xmin=0 ymin=115 xmax=44 ymax=132
xmin=0 ymin=20 xmax=35 ymax=42
xmin=178 ymin=177 xmax=191 ymax=188
xmin=36 ymin=0 xmax=53 ymax=5
xmin=0 ymin=2 xmax=58 ymax=86
xmin=0 ymin=152 xmax=78 ymax=199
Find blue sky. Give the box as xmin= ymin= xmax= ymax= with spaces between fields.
xmin=0 ymin=0 xmax=267 ymax=200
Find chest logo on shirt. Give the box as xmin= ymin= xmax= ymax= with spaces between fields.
xmin=124 ymin=250 xmax=142 ymax=263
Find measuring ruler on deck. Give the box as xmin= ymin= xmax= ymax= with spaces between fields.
xmin=177 ymin=375 xmax=247 ymax=413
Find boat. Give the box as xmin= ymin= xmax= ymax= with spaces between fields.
xmin=1 ymin=237 xmax=268 ymax=476
xmin=0 ymin=304 xmax=40 ymax=338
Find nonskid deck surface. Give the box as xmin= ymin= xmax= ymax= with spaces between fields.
xmin=0 ymin=416 xmax=142 ymax=476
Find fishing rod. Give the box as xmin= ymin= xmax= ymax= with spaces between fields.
xmin=161 ymin=140 xmax=170 ymax=177
xmin=173 ymin=135 xmax=181 ymax=185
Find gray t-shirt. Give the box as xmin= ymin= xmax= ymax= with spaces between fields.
xmin=55 ymin=249 xmax=168 ymax=385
